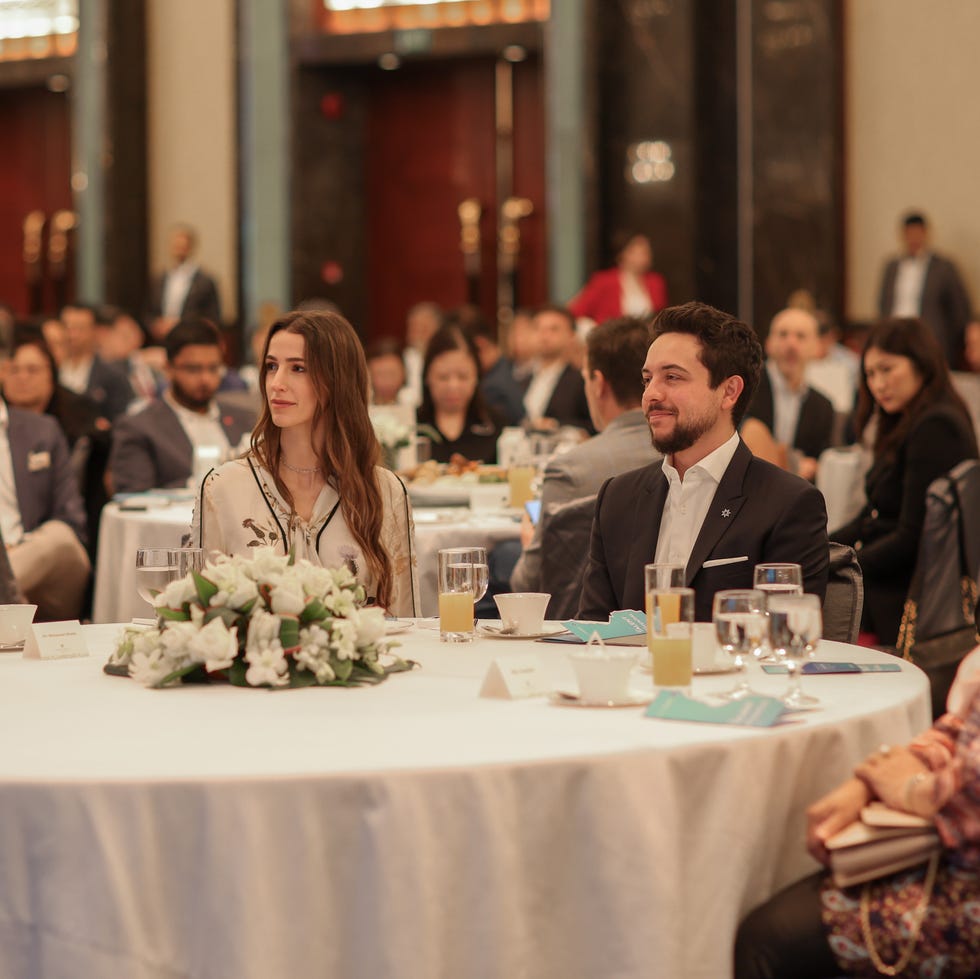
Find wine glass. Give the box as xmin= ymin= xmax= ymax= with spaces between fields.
xmin=768 ymin=592 xmax=822 ymax=707
xmin=135 ymin=548 xmax=179 ymax=606
xmin=713 ymin=589 xmax=766 ymax=700
xmin=753 ymin=564 xmax=803 ymax=663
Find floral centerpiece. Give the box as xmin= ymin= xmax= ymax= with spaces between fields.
xmin=370 ymin=413 xmax=412 ymax=470
xmin=107 ymin=548 xmax=411 ymax=689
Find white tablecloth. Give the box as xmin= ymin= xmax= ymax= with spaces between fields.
xmin=93 ymin=503 xmax=522 ymax=622
xmin=0 ymin=625 xmax=930 ymax=979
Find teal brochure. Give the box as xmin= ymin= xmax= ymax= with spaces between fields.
xmin=644 ymin=690 xmax=788 ymax=727
xmin=560 ymin=610 xmax=647 ymax=644
xmin=761 ymin=662 xmax=903 ymax=675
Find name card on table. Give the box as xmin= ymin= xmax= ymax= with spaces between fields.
xmin=23 ymin=620 xmax=88 ymax=660
xmin=480 ymin=653 xmax=548 ymax=699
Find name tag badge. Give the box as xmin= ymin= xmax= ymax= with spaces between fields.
xmin=27 ymin=451 xmax=51 ymax=472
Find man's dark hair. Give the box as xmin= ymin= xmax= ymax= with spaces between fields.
xmin=164 ymin=317 xmax=222 ymax=362
xmin=650 ymin=301 xmax=763 ymax=426
xmin=533 ymin=302 xmax=575 ymax=331
xmin=902 ymin=211 xmax=927 ymax=229
xmin=585 ymin=315 xmax=653 ymax=408
xmin=447 ymin=304 xmax=494 ymax=344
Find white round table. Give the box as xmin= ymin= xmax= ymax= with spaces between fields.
xmin=0 ymin=625 xmax=930 ymax=979
xmin=92 ymin=502 xmax=522 ymax=622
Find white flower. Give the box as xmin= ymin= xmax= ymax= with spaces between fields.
xmin=371 ymin=415 xmax=411 ymax=450
xmin=330 ymin=618 xmax=358 ymax=661
xmin=188 ymin=617 xmax=239 ymax=673
xmin=154 ymin=573 xmax=198 ymax=609
xmin=131 ymin=646 xmax=177 ymax=686
xmin=208 ymin=564 xmax=259 ymax=610
xmin=268 ymin=577 xmax=307 ymax=616
xmin=246 ymin=548 xmax=291 ymax=583
xmin=244 ymin=610 xmax=289 ymax=686
xmin=353 ymin=607 xmax=386 ymax=646
xmin=158 ymin=620 xmax=197 ymax=657
xmin=295 ymin=563 xmax=333 ymax=598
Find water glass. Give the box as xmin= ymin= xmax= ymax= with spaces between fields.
xmin=438 ymin=547 xmax=484 ymax=642
xmin=135 ymin=548 xmax=179 ymax=606
xmin=713 ymin=589 xmax=766 ymax=700
xmin=753 ymin=563 xmax=803 ymax=663
xmin=768 ymin=592 xmax=823 ymax=707
xmin=646 ymin=586 xmax=695 ymax=693
xmin=644 ymin=563 xmax=685 ymax=593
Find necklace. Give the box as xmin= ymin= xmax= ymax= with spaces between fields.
xmin=281 ymin=458 xmax=321 ymax=475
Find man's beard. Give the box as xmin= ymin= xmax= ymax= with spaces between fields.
xmin=649 ymin=407 xmax=716 ymax=455
xmin=171 ymin=381 xmax=214 ymax=413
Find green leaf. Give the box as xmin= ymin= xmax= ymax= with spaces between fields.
xmin=279 ymin=617 xmax=300 ymax=650
xmin=157 ymin=606 xmax=191 ymax=622
xmin=300 ymin=599 xmax=327 ymax=624
xmin=154 ymin=663 xmax=209 ymax=687
xmin=228 ymin=658 xmax=249 ymax=686
xmin=203 ymin=606 xmax=239 ymax=628
xmin=195 ymin=571 xmax=219 ymax=606
xmin=333 ymin=658 xmax=353 ymax=682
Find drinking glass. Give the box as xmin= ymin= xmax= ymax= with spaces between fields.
xmin=173 ymin=547 xmax=205 ymax=580
xmin=438 ymin=547 xmax=483 ymax=642
xmin=713 ymin=589 xmax=767 ymax=701
xmin=644 ymin=563 xmax=685 ymax=593
xmin=753 ymin=563 xmax=803 ymax=663
xmin=768 ymin=592 xmax=823 ymax=707
xmin=646 ymin=586 xmax=695 ymax=694
xmin=135 ymin=548 xmax=179 ymax=606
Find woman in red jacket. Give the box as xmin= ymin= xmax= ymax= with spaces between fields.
xmin=568 ymin=231 xmax=668 ymax=326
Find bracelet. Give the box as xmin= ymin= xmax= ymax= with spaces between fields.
xmin=904 ymin=771 xmax=929 ymax=813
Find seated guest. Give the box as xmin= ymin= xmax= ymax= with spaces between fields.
xmin=507 ymin=307 xmax=539 ymax=386
xmin=511 ymin=316 xmax=659 ymax=592
xmin=417 ymin=324 xmax=501 ymax=463
xmin=455 ymin=307 xmax=526 ymax=426
xmin=58 ymin=303 xmax=135 ymax=422
xmin=832 ymin=317 xmax=978 ymax=646
xmin=523 ymin=304 xmax=595 ymax=434
xmin=744 ymin=307 xmax=835 ymax=480
xmin=578 ymin=301 xmax=829 ymax=623
xmin=402 ymin=301 xmax=442 ymax=408
xmin=101 ymin=305 xmax=163 ymax=402
xmin=0 ymin=338 xmax=90 ymax=620
xmin=734 ymin=646 xmax=980 ymax=979
xmin=109 ymin=318 xmax=254 ymax=493
xmin=365 ymin=338 xmax=409 ymax=406
xmin=806 ymin=309 xmax=861 ymax=413
xmin=193 ymin=310 xmax=418 ymax=616
xmin=568 ymin=230 xmax=668 ymax=328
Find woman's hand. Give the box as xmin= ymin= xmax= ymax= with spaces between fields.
xmin=854 ymin=745 xmax=930 ymax=812
xmin=806 ymin=777 xmax=871 ymax=865
xmin=519 ymin=512 xmax=535 ymax=549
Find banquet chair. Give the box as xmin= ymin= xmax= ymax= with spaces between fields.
xmin=540 ymin=493 xmax=598 ymax=620
xmin=822 ymin=542 xmax=863 ymax=644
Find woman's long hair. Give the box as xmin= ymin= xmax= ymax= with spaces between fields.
xmin=251 ymin=310 xmax=392 ymax=605
xmin=854 ymin=317 xmax=975 ymax=461
xmin=416 ymin=323 xmax=492 ymax=430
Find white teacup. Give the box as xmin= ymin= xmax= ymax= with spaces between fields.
xmin=569 ymin=648 xmax=636 ymax=702
xmin=493 ymin=592 xmax=550 ymax=635
xmin=469 ymin=483 xmax=510 ymax=511
xmin=0 ymin=604 xmax=38 ymax=649
xmin=692 ymin=622 xmax=723 ymax=671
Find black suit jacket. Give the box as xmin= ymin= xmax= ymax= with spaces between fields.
xmin=148 ymin=268 xmax=222 ymax=325
xmin=83 ymin=356 xmax=135 ymax=421
xmin=578 ymin=439 xmax=829 ymax=622
xmin=543 ymin=365 xmax=595 ymax=434
xmin=878 ymin=253 xmax=972 ymax=362
xmin=745 ymin=368 xmax=836 ymax=460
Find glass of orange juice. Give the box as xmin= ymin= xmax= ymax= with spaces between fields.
xmin=438 ymin=548 xmax=478 ymax=642
xmin=646 ymin=585 xmax=695 ymax=693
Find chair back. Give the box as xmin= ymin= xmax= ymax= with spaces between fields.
xmin=540 ymin=493 xmax=598 ymax=620
xmin=823 ymin=541 xmax=864 ymax=644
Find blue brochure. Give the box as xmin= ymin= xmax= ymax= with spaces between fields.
xmin=557 ymin=610 xmax=647 ymax=644
xmin=761 ymin=661 xmax=903 ymax=675
xmin=644 ymin=690 xmax=788 ymax=727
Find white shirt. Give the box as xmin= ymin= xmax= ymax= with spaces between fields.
xmin=620 ymin=272 xmax=653 ymax=316
xmin=523 ymin=361 xmax=565 ymax=421
xmin=164 ymin=391 xmax=230 ymax=460
xmin=0 ymin=402 xmax=25 ymax=546
xmin=59 ymin=355 xmax=93 ymax=395
xmin=654 ymin=432 xmax=740 ymax=572
xmin=402 ymin=347 xmax=424 ymax=408
xmin=891 ymin=253 xmax=929 ymax=317
xmin=767 ymin=360 xmax=806 ymax=447
xmin=162 ymin=262 xmax=198 ymax=318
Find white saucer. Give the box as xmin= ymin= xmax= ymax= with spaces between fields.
xmin=478 ymin=624 xmax=567 ymax=641
xmin=384 ymin=619 xmax=415 ymax=635
xmin=549 ymin=689 xmax=652 ymax=709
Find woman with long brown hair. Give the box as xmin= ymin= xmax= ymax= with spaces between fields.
xmin=832 ymin=317 xmax=977 ymax=645
xmin=193 ymin=310 xmax=417 ymax=615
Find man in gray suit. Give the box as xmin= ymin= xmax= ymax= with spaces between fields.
xmin=878 ymin=211 xmax=972 ymax=363
xmin=0 ymin=338 xmax=90 ymax=619
xmin=110 ymin=318 xmax=254 ymax=493
xmin=511 ymin=316 xmax=659 ymax=592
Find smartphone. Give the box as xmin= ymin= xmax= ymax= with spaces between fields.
xmin=524 ymin=499 xmax=542 ymax=526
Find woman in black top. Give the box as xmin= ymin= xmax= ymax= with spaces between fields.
xmin=832 ymin=317 xmax=978 ymax=644
xmin=416 ymin=324 xmax=501 ymax=464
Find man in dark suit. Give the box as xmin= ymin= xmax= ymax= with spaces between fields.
xmin=58 ymin=303 xmax=135 ymax=421
xmin=878 ymin=211 xmax=972 ymax=364
xmin=578 ymin=301 xmax=829 ymax=623
xmin=146 ymin=224 xmax=222 ymax=340
xmin=745 ymin=307 xmax=836 ymax=480
xmin=522 ymin=304 xmax=594 ymax=433
xmin=110 ymin=318 xmax=254 ymax=493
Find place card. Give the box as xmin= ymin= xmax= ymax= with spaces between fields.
xmin=761 ymin=661 xmax=902 ymax=675
xmin=479 ymin=653 xmax=548 ymax=699
xmin=644 ymin=690 xmax=787 ymax=727
xmin=23 ymin=620 xmax=88 ymax=660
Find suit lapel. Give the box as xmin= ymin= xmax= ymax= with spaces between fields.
xmin=630 ymin=462 xmax=668 ymax=579
xmin=685 ymin=441 xmax=751 ymax=585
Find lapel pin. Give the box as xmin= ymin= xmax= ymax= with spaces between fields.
xmin=721 ymin=508 xmax=732 ymax=518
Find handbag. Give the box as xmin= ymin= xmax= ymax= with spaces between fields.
xmin=897 ymin=460 xmax=980 ymax=717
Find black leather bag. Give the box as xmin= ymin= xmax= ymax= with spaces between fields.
xmin=897 ymin=460 xmax=980 ymax=717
